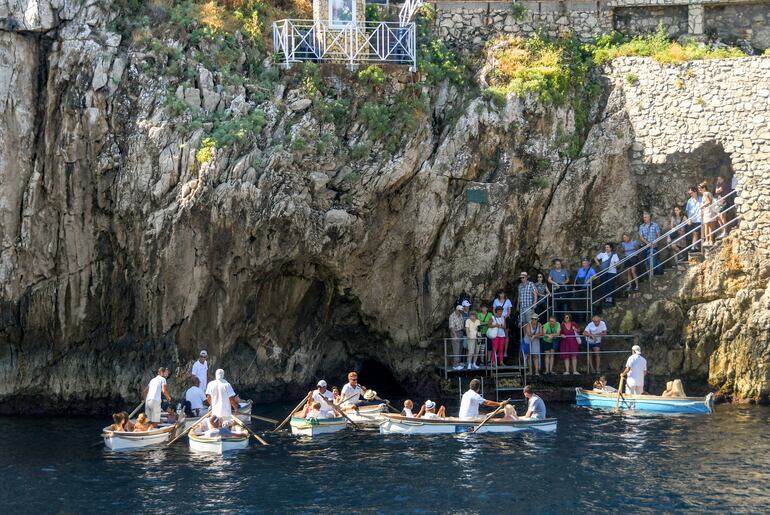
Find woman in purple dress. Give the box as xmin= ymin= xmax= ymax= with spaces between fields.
xmin=560 ymin=314 xmax=581 ymax=375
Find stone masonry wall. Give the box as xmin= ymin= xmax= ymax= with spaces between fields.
xmin=613 ymin=6 xmax=688 ymax=37
xmin=433 ymin=0 xmax=770 ymax=51
xmin=606 ymin=57 xmax=770 ymax=249
xmin=705 ymin=5 xmax=770 ymax=50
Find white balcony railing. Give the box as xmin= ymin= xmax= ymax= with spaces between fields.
xmin=272 ymin=19 xmax=417 ymax=71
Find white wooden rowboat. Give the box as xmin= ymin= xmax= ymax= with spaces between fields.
xmin=378 ymin=414 xmax=558 ymax=435
xmin=101 ymin=423 xmax=177 ymax=450
xmin=188 ymin=431 xmax=249 ymax=453
xmin=168 ymin=400 xmax=254 ymax=429
xmin=290 ymin=416 xmax=347 ymax=437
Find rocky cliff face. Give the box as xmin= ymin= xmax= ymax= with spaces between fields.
xmin=0 ymin=1 xmax=767 ymax=412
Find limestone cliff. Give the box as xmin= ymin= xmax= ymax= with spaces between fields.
xmin=0 ymin=1 xmax=767 ymax=412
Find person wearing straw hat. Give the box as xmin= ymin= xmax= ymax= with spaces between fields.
xmin=192 ymin=350 xmax=209 ymax=391
xmin=623 ymin=345 xmax=647 ymax=395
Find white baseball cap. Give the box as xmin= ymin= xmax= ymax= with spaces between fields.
xmin=632 ymin=345 xmax=641 ymax=354
xmin=462 ymin=300 xmax=471 ymax=307
xmin=200 ymin=350 xmax=208 ymax=357
xmin=317 ymin=380 xmax=327 ymax=387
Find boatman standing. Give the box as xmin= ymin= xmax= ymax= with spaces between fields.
xmin=311 ymin=380 xmax=335 ymax=416
xmin=458 ymin=378 xmax=505 ymax=419
xmin=522 ymin=385 xmax=546 ymax=419
xmin=623 ymin=345 xmax=647 ymax=395
xmin=192 ymin=350 xmax=209 ymax=391
xmin=206 ymin=369 xmax=239 ymax=420
xmin=144 ymin=367 xmax=172 ymax=428
xmin=340 ymin=371 xmax=367 ymax=409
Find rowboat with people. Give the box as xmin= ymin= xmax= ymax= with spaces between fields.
xmin=290 ymin=416 xmax=347 ymax=437
xmin=101 ymin=423 xmax=177 ymax=450
xmin=575 ymin=388 xmax=715 ymax=414
xmin=378 ymin=414 xmax=558 ymax=435
xmin=188 ymin=431 xmax=249 ymax=453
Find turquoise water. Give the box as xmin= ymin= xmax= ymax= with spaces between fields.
xmin=1 ymin=404 xmax=768 ymax=513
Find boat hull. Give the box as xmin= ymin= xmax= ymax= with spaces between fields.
xmin=290 ymin=417 xmax=347 ymax=437
xmin=378 ymin=414 xmax=557 ymax=435
xmin=188 ymin=433 xmax=249 ymax=453
xmin=575 ymin=388 xmax=714 ymax=414
xmin=102 ymin=424 xmax=176 ymax=450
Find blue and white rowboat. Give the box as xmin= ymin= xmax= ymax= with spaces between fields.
xmin=575 ymin=388 xmax=714 ymax=414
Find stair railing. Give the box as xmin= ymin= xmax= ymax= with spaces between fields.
xmin=398 ymin=0 xmax=423 ymax=27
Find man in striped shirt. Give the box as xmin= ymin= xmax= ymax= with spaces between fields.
xmin=639 ymin=211 xmax=661 ymax=274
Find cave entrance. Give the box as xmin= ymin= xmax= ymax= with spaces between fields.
xmin=357 ymin=359 xmax=407 ymax=396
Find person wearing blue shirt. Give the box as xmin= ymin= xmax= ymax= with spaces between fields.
xmin=685 ymin=186 xmax=703 ymax=251
xmin=639 ymin=211 xmax=661 ymax=274
xmin=574 ymin=258 xmax=595 ymax=322
xmin=523 ymin=385 xmax=546 ymax=419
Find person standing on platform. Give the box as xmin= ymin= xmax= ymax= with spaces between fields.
xmin=465 ymin=311 xmax=482 ymax=370
xmin=517 ymin=272 xmax=538 ymax=327
xmin=144 ymin=367 xmax=171 ymax=428
xmin=206 ymin=369 xmax=240 ymax=420
xmin=458 ymin=379 xmax=505 ymax=419
xmin=583 ymin=315 xmax=608 ymax=374
xmin=548 ymin=259 xmax=570 ymax=319
xmin=449 ymin=306 xmax=465 ymax=370
xmin=192 ymin=350 xmax=209 ymax=391
xmin=493 ymin=291 xmax=513 ymax=358
xmin=623 ymin=345 xmax=647 ymax=395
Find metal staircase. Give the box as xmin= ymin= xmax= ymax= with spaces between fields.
xmin=398 ymin=0 xmax=423 ymax=27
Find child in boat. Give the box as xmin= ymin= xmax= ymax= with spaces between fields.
xmin=502 ymin=404 xmax=519 ymax=420
xmin=598 ymin=376 xmax=617 ymax=393
xmin=306 ymin=402 xmax=326 ymax=419
xmin=166 ymin=405 xmax=178 ymax=424
xmin=132 ymin=414 xmax=151 ymax=432
xmin=401 ymin=399 xmax=415 ymax=417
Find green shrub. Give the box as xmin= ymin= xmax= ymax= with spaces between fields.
xmin=350 ymin=143 xmax=371 ymax=160
xmin=359 ymin=102 xmax=390 ymax=140
xmin=625 ymin=73 xmax=638 ymax=85
xmin=196 ymin=137 xmax=217 ymax=164
xmin=290 ymin=134 xmax=307 ymax=151
xmin=164 ymin=90 xmax=189 ymax=117
xmin=358 ymin=65 xmax=386 ymax=87
xmin=511 ymin=2 xmax=528 ymax=21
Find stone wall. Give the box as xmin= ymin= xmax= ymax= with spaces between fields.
xmin=705 ymin=4 xmax=770 ymax=50
xmin=432 ymin=0 xmax=770 ymax=51
xmin=613 ymin=6 xmax=688 ymax=37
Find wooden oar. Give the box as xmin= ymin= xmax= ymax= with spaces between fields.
xmin=319 ymin=395 xmax=361 ymax=430
xmin=231 ymin=414 xmax=269 ymax=445
xmin=167 ymin=409 xmax=212 ymax=446
xmin=374 ymin=395 xmax=401 ymax=414
xmin=128 ymin=400 xmax=145 ymax=419
xmin=249 ymin=414 xmax=279 ymax=424
xmin=274 ymin=397 xmax=311 ymax=432
xmin=470 ymin=399 xmax=510 ymax=434
xmin=615 ymin=374 xmax=626 ymax=413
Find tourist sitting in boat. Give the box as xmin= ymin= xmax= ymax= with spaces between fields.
xmin=340 ymin=371 xmax=368 ymax=409
xmin=185 ymin=376 xmax=208 ymax=417
xmin=110 ymin=412 xmax=126 ymax=432
xmin=417 ymin=400 xmax=446 ymax=419
xmin=305 ymin=402 xmax=333 ymax=420
xmin=165 ymin=405 xmax=178 ymax=424
xmin=119 ymin=411 xmax=134 ymax=431
xmin=332 ymin=386 xmax=341 ymax=404
xmin=401 ymin=399 xmax=415 ymax=417
xmin=501 ymin=404 xmax=519 ymax=421
xmin=133 ymin=413 xmax=151 ymax=432
xmin=459 ymin=379 xmax=506 ymax=419
xmin=522 ymin=385 xmax=546 ymax=419
xmin=592 ymin=376 xmax=617 ymax=393
xmin=662 ymin=379 xmax=687 ymax=398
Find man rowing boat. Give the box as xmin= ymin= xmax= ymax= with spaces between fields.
xmin=340 ymin=371 xmax=368 ymax=409
xmin=144 ymin=367 xmax=171 ymax=428
xmin=310 ymin=380 xmax=339 ymax=417
xmin=459 ymin=379 xmax=505 ymax=419
xmin=206 ymin=369 xmax=240 ymax=419
xmin=623 ymin=345 xmax=647 ymax=395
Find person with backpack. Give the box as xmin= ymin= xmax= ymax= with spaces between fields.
xmin=594 ymin=243 xmax=620 ymax=305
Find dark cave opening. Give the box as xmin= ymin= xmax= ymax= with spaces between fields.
xmin=356 ymin=359 xmax=407 ymax=397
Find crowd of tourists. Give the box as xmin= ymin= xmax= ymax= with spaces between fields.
xmin=447 ymin=175 xmax=737 ymax=373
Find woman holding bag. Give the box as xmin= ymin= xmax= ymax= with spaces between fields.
xmin=488 ymin=306 xmax=507 ymax=366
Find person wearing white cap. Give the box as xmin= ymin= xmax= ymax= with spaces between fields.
xmin=205 ymin=369 xmax=239 ymax=419
xmin=311 ymin=380 xmax=336 ymax=416
xmin=417 ymin=400 xmax=446 ymax=419
xmin=192 ymin=350 xmax=209 ymax=391
xmin=623 ymin=345 xmax=647 ymax=395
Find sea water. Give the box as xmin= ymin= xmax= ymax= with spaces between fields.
xmin=1 ymin=403 xmax=768 ymax=513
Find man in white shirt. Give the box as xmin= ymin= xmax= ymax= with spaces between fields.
xmin=145 ymin=367 xmax=171 ymax=427
xmin=340 ymin=371 xmax=367 ymax=409
xmin=206 ymin=369 xmax=239 ymax=419
xmin=185 ymin=376 xmax=208 ymax=416
xmin=459 ymin=379 xmax=504 ymax=419
xmin=583 ymin=315 xmax=608 ymax=373
xmin=623 ymin=345 xmax=648 ymax=395
xmin=192 ymin=351 xmax=209 ymax=391
xmin=595 ymin=243 xmax=620 ymax=305
xmin=311 ymin=380 xmax=336 ymax=416
xmin=419 ymin=400 xmax=445 ymax=419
